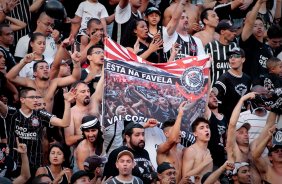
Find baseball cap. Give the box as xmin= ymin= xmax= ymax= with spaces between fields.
xmin=80 ymin=115 xmax=100 ymax=130
xmin=116 ymin=150 xmax=134 ymax=161
xmin=236 ymin=122 xmax=251 ymax=131
xmin=268 ymin=145 xmax=282 ymax=154
xmin=227 ymin=47 xmax=245 ymax=57
xmin=84 ymin=155 xmax=107 ymax=172
xmin=215 ymin=19 xmax=238 ymax=33
xmin=145 ymin=7 xmax=161 ymax=16
xmin=157 ymin=162 xmax=175 ymax=174
xmin=124 ymin=122 xmax=144 ymax=136
xmin=232 ymin=162 xmax=249 ymax=175
xmin=70 ymin=170 xmax=90 ymax=184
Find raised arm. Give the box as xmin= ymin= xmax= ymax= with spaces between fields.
xmin=5 ymin=16 xmax=27 ymax=31
xmin=6 ymin=53 xmax=35 ymax=87
xmin=13 ymin=140 xmax=30 ymax=184
xmin=204 ymin=161 xmax=234 ymax=184
xmin=241 ymin=0 xmax=266 ymax=41
xmin=50 ymin=89 xmax=76 ymax=127
xmin=166 ymin=0 xmax=187 ymax=36
xmin=50 ymin=36 xmax=72 ymax=80
xmin=90 ymin=67 xmax=104 ymax=116
xmin=226 ymin=92 xmax=256 ymax=161
xmin=55 ymin=51 xmax=81 ymax=87
xmin=252 ymin=125 xmax=275 ymax=174
xmin=157 ymin=102 xmax=186 ymax=155
xmin=29 ymin=0 xmax=45 ymax=13
xmin=0 ymin=100 xmax=7 ymax=117
xmin=119 ymin=0 xmax=129 ymax=9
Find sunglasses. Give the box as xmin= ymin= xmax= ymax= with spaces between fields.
xmin=229 ymin=54 xmax=241 ymax=59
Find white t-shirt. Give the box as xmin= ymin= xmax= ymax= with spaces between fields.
xmin=237 ymin=109 xmax=269 ymax=143
xmin=163 ymin=27 xmax=205 ymax=57
xmin=19 ymin=58 xmax=53 ymax=79
xmin=14 ymin=34 xmax=57 ymax=63
xmin=75 ymin=1 xmax=108 ymax=32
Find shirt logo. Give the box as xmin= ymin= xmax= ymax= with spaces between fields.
xmin=31 ymin=117 xmax=39 ymax=127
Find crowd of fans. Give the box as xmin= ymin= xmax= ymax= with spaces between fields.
xmin=0 ymin=0 xmax=282 ymax=183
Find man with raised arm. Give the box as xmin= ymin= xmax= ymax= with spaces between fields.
xmin=6 ymin=51 xmax=81 ymax=112
xmin=163 ymin=0 xmax=205 ymax=61
xmin=0 ymin=87 xmax=74 ymax=178
xmin=252 ymin=111 xmax=281 ymax=184
xmin=157 ymin=101 xmax=186 ymax=183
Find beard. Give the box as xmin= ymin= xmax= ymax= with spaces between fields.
xmin=40 ymin=76 xmax=49 ymax=81
xmin=83 ymin=97 xmax=90 ymax=106
xmin=130 ymin=139 xmax=145 ymax=151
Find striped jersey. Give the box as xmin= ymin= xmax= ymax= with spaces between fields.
xmin=106 ymin=176 xmax=143 ymax=184
xmin=205 ymin=40 xmax=237 ymax=86
xmin=5 ymin=106 xmax=54 ymax=169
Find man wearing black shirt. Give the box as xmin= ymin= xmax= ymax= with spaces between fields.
xmin=103 ymin=122 xmax=156 ymax=184
xmin=0 ymin=24 xmax=17 ymax=72
xmin=239 ymin=0 xmax=272 ymax=81
xmin=0 ymin=87 xmax=74 ymax=177
xmin=213 ymin=47 xmax=251 ymax=122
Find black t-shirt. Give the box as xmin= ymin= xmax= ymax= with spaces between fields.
xmin=0 ymin=117 xmax=7 ymax=140
xmin=213 ymin=71 xmax=252 ymax=121
xmin=137 ymin=42 xmax=159 ymax=63
xmin=0 ymin=46 xmax=17 ymax=72
xmin=253 ymin=73 xmax=282 ymax=91
xmin=239 ymin=35 xmax=273 ymax=81
xmin=81 ymin=69 xmax=101 ymax=95
xmin=208 ymin=112 xmax=227 ymax=167
xmin=205 ymin=40 xmax=237 ymax=86
xmin=5 ymin=107 xmax=54 ymax=169
xmin=103 ymin=146 xmax=156 ymax=184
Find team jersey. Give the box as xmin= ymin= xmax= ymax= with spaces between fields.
xmin=213 ymin=71 xmax=252 ymax=121
xmin=5 ymin=107 xmax=54 ymax=169
xmin=205 ymin=40 xmax=237 ymax=86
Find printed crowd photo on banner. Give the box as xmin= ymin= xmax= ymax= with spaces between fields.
xmin=102 ymin=38 xmax=210 ymax=166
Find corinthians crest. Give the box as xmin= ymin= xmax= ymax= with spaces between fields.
xmin=181 ymin=67 xmax=204 ymax=93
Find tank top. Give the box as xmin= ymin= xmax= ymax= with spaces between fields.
xmin=45 ymin=166 xmax=69 ymax=184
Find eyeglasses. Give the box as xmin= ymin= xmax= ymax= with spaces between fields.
xmin=24 ymin=96 xmax=42 ymax=99
xmin=41 ymin=21 xmax=55 ymax=29
xmin=91 ymin=51 xmax=104 ymax=55
xmin=229 ymin=54 xmax=241 ymax=59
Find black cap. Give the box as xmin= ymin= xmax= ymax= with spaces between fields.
xmin=124 ymin=122 xmax=144 ymax=135
xmin=80 ymin=115 xmax=100 ymax=130
xmin=268 ymin=145 xmax=282 ymax=154
xmin=145 ymin=7 xmax=161 ymax=16
xmin=84 ymin=155 xmax=107 ymax=172
xmin=157 ymin=162 xmax=175 ymax=174
xmin=70 ymin=170 xmax=90 ymax=184
xmin=227 ymin=47 xmax=245 ymax=57
xmin=215 ymin=19 xmax=238 ymax=33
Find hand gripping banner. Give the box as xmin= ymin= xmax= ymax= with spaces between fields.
xmin=102 ymin=38 xmax=210 ymax=137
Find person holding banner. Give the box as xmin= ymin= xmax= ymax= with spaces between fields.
xmin=162 ymin=0 xmax=205 ymax=61
xmin=156 ymin=101 xmax=186 ymax=183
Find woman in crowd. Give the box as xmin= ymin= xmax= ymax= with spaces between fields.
xmin=35 ymin=143 xmax=72 ymax=184
xmin=124 ymin=19 xmax=163 ymax=63
xmin=19 ymin=32 xmax=47 ymax=79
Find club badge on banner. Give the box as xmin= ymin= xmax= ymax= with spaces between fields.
xmin=102 ymin=38 xmax=210 ymax=135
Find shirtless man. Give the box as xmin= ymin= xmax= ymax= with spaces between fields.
xmin=252 ymin=111 xmax=280 ymax=184
xmin=162 ymin=0 xmax=201 ymax=34
xmin=64 ymin=81 xmax=91 ymax=147
xmin=193 ymin=8 xmax=219 ymax=47
xmin=6 ymin=52 xmax=81 ymax=112
xmin=76 ymin=115 xmax=104 ymax=170
xmin=157 ymin=101 xmax=186 ymax=183
xmin=182 ymin=117 xmax=213 ymax=179
xmin=226 ymin=92 xmax=263 ymax=183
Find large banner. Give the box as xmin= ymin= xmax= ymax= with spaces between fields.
xmin=103 ymin=38 xmax=210 ymax=134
